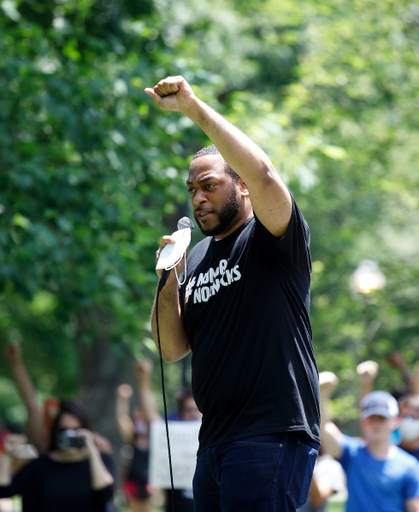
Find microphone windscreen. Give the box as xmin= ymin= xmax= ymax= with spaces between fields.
xmin=177 ymin=217 xmax=194 ymax=231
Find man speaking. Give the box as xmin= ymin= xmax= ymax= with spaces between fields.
xmin=147 ymin=76 xmax=320 ymax=512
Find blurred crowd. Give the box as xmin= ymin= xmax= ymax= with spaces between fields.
xmin=0 ymin=344 xmax=201 ymax=512
xmin=2 ymin=345 xmax=419 ymax=512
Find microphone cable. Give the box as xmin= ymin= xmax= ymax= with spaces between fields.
xmin=154 ymin=216 xmax=194 ymax=512
xmin=155 ymin=269 xmax=175 ymax=512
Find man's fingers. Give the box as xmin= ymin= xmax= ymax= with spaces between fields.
xmin=154 ymin=82 xmax=180 ymax=96
xmin=155 ymin=236 xmax=177 ymax=264
xmin=147 ymin=77 xmax=182 ymax=98
xmin=145 ymin=88 xmax=163 ymax=106
xmin=159 ymin=235 xmax=176 ymax=249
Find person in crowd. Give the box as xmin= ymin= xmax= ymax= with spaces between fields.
xmin=319 ymin=371 xmax=419 ymax=512
xmin=0 ymin=399 xmax=114 ymax=512
xmin=357 ymin=358 xmax=419 ymax=460
xmin=4 ymin=343 xmax=112 ymax=455
xmin=4 ymin=343 xmax=57 ymax=454
xmin=397 ymin=394 xmax=419 ymax=460
xmin=0 ymin=428 xmax=27 ymax=512
xmin=115 ymin=361 xmax=157 ymax=512
xmin=147 ymin=75 xmax=320 ymax=512
xmin=169 ymin=387 xmax=202 ymax=422
xmin=136 ymin=359 xmax=200 ymax=512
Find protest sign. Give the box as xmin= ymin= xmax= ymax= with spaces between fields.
xmin=149 ymin=421 xmax=200 ymax=489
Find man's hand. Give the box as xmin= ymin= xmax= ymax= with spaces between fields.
xmin=155 ymin=234 xmax=188 ymax=280
xmin=319 ymin=371 xmax=339 ymax=396
xmin=4 ymin=343 xmax=22 ymax=365
xmin=145 ymin=76 xmax=196 ymax=113
xmin=356 ymin=360 xmax=379 ymax=385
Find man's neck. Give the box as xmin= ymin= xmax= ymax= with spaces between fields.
xmin=214 ymin=209 xmax=253 ymax=240
xmin=367 ymin=440 xmax=396 ymax=460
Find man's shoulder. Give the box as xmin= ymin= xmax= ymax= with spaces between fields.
xmin=394 ymin=445 xmax=419 ymax=468
xmin=188 ymin=235 xmax=212 ymax=259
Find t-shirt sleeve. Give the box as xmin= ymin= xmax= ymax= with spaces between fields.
xmin=338 ymin=434 xmax=362 ymax=474
xmin=254 ymin=196 xmax=311 ymax=273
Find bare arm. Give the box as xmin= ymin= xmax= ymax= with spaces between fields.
xmin=308 ymin=475 xmax=335 ymax=508
xmin=150 ymin=237 xmax=191 ymax=362
xmin=410 ymin=362 xmax=419 ymax=395
xmin=319 ymin=371 xmax=343 ymax=460
xmin=356 ymin=360 xmax=378 ymax=402
xmin=0 ymin=453 xmax=13 ymax=487
xmin=4 ymin=344 xmax=49 ymax=453
xmin=78 ymin=430 xmax=114 ymax=490
xmin=145 ymin=76 xmax=292 ymax=238
xmin=0 ymin=435 xmax=27 ymax=486
xmin=115 ymin=385 xmax=135 ymax=444
xmin=135 ymin=360 xmax=161 ymax=424
xmin=386 ymin=351 xmax=411 ymax=385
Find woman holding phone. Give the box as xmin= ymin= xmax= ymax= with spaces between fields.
xmin=0 ymin=400 xmax=114 ymax=512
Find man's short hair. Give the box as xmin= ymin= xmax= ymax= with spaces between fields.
xmin=192 ymin=145 xmax=240 ymax=182
xmin=399 ymin=394 xmax=419 ymax=411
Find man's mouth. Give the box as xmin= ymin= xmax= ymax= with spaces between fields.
xmin=195 ymin=210 xmax=214 ymax=221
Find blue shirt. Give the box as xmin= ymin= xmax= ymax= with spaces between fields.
xmin=339 ymin=434 xmax=419 ymax=512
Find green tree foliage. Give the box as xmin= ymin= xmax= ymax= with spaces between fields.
xmin=0 ymin=0 xmax=418 ymax=431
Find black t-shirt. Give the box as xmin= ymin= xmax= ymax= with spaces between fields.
xmin=0 ymin=453 xmax=114 ymax=512
xmin=125 ymin=445 xmax=150 ymax=500
xmin=179 ymin=199 xmax=320 ymax=455
xmin=126 ymin=446 xmax=149 ymax=483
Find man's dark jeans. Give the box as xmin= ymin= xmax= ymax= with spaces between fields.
xmin=193 ymin=432 xmax=319 ymax=512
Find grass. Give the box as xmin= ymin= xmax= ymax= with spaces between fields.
xmin=328 ymin=501 xmax=346 ymax=512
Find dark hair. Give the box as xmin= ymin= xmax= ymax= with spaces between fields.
xmin=174 ymin=387 xmax=194 ymax=414
xmin=49 ymin=399 xmax=93 ymax=451
xmin=399 ymin=394 xmax=419 ymax=411
xmin=192 ymin=145 xmax=240 ymax=182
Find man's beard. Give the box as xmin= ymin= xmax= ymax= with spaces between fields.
xmin=195 ymin=184 xmax=241 ymax=237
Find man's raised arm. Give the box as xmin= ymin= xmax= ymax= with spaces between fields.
xmin=145 ymin=76 xmax=292 ymax=238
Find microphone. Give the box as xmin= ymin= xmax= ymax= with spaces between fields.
xmin=156 ymin=217 xmax=194 ymax=271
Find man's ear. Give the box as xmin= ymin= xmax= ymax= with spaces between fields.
xmin=238 ymin=178 xmax=249 ymax=197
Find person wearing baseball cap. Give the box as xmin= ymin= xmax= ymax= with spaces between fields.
xmin=359 ymin=390 xmax=399 ymax=419
xmin=319 ymin=371 xmax=419 ymax=512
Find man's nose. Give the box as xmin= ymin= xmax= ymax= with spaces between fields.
xmin=192 ymin=188 xmax=207 ymax=205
